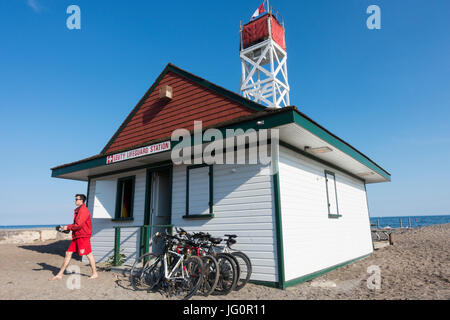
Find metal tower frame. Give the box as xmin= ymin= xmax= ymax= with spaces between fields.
xmin=239 ymin=18 xmax=290 ymax=108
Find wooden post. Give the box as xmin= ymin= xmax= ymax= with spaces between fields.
xmin=399 ymin=218 xmax=403 ymax=228
xmin=114 ymin=227 xmax=121 ymax=266
xmin=389 ymin=233 xmax=394 ymax=245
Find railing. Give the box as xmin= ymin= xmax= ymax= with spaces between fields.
xmin=113 ymin=224 xmax=173 ymax=266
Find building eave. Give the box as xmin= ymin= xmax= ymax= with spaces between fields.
xmin=51 ymin=107 xmax=390 ymax=183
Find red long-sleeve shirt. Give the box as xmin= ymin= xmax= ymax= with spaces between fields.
xmin=67 ymin=203 xmax=92 ymax=239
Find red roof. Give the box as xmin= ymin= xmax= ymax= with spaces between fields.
xmin=101 ymin=63 xmax=265 ymax=155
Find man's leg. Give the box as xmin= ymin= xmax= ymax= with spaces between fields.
xmin=85 ymin=253 xmax=98 ymax=279
xmin=49 ymin=251 xmax=73 ymax=280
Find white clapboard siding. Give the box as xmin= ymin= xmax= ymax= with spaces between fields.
xmin=172 ymin=163 xmax=278 ymax=283
xmin=278 ymin=146 xmax=373 ymax=282
xmin=87 ymin=169 xmax=147 ymax=265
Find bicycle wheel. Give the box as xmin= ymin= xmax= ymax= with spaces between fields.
xmin=212 ymin=253 xmax=238 ymax=295
xmin=130 ymin=252 xmax=163 ymax=291
xmin=180 ymin=255 xmax=205 ymax=300
xmin=231 ymin=251 xmax=252 ymax=291
xmin=199 ymin=255 xmax=219 ymax=296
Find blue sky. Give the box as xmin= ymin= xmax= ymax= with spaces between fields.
xmin=0 ymin=0 xmax=449 ymax=225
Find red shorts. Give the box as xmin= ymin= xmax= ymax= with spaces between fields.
xmin=67 ymin=237 xmax=92 ymax=256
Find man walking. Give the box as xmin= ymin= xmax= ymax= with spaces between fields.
xmin=50 ymin=194 xmax=98 ymax=280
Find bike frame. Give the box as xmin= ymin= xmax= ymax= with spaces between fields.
xmin=163 ymin=250 xmax=185 ymax=280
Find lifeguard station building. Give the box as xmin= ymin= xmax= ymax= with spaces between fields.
xmin=51 ymin=10 xmax=390 ymax=289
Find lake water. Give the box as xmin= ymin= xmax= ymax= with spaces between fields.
xmin=1 ymin=215 xmax=449 ymax=230
xmin=369 ymin=215 xmax=450 ymax=229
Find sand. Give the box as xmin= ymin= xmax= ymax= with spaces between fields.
xmin=0 ymin=224 xmax=448 ymax=300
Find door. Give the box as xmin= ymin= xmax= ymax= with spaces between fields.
xmin=145 ymin=168 xmax=171 ymax=253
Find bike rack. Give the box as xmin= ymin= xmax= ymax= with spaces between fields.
xmin=113 ymin=224 xmax=173 ymax=266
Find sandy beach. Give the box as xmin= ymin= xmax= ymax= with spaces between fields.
xmin=0 ymin=224 xmax=448 ymax=300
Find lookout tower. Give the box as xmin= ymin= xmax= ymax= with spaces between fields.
xmin=239 ymin=6 xmax=289 ymax=108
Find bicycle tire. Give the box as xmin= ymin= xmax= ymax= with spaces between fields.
xmin=200 ymin=255 xmax=219 ymax=296
xmin=181 ymin=255 xmax=205 ymax=300
xmin=130 ymin=252 xmax=163 ymax=291
xmin=231 ymin=251 xmax=252 ymax=291
xmin=226 ymin=252 xmax=240 ymax=290
xmin=212 ymin=253 xmax=238 ymax=295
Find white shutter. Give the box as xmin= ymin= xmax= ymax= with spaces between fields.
xmin=325 ymin=172 xmax=338 ymax=216
xmin=188 ymin=166 xmax=210 ymax=215
xmin=93 ymin=180 xmax=117 ymax=219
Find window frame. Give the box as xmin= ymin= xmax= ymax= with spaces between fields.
xmin=113 ymin=175 xmax=136 ymax=221
xmin=184 ymin=164 xmax=214 ymax=219
xmin=324 ymin=170 xmax=342 ymax=219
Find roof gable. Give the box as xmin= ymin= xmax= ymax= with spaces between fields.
xmin=101 ymin=64 xmax=265 ymax=155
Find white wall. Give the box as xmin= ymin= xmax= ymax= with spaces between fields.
xmin=87 ymin=169 xmax=146 ymax=265
xmin=278 ymin=146 xmax=373 ymax=282
xmin=171 ymin=162 xmax=279 ymax=283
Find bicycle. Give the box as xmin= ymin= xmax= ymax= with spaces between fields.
xmin=190 ymin=231 xmax=252 ymax=291
xmin=176 ymin=228 xmax=238 ymax=295
xmin=217 ymin=234 xmax=252 ymax=291
xmin=188 ymin=231 xmax=240 ymax=295
xmin=175 ymin=227 xmax=219 ymax=297
xmin=130 ymin=231 xmax=204 ymax=300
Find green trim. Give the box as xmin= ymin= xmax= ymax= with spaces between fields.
xmin=284 ymin=254 xmax=371 ymax=288
xmin=51 ymin=156 xmax=106 ymax=178
xmin=167 ymin=166 xmax=173 ymax=228
xmin=248 ymin=280 xmax=279 ymax=288
xmin=85 ymin=178 xmax=91 ymax=208
xmin=143 ymin=164 xmax=173 ymax=255
xmin=171 ymin=109 xmax=294 ymax=150
xmin=272 ymin=172 xmax=285 ymax=289
xmin=292 ymin=112 xmax=391 ymax=181
xmin=144 ymin=170 xmax=152 ymax=226
xmin=328 ymin=214 xmax=343 ymax=219
xmin=114 ymin=176 xmax=136 ymax=220
xmin=185 ymin=164 xmax=214 ymax=217
xmin=209 ymin=165 xmax=214 ymax=214
xmin=182 ymin=214 xmax=215 ymax=220
xmin=90 ymin=160 xmax=173 ymax=180
xmin=100 ymin=63 xmax=265 ymax=155
xmin=114 ymin=228 xmax=121 ymax=266
xmin=141 ymin=165 xmax=173 ymax=254
xmin=111 ymin=218 xmax=134 ymax=222
xmin=144 ymin=163 xmax=173 ymax=226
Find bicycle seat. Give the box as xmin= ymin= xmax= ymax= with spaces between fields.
xmin=210 ymin=237 xmax=222 ymax=244
xmin=224 ymin=234 xmax=237 ymax=239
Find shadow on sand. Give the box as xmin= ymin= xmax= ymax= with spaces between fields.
xmin=19 ymin=240 xmax=82 ymax=261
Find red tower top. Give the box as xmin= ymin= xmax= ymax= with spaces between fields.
xmin=241 ymin=13 xmax=286 ymax=51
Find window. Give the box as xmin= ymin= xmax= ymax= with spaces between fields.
xmin=184 ymin=165 xmax=213 ymax=219
xmin=115 ymin=176 xmax=135 ymax=220
xmin=325 ymin=171 xmax=341 ymax=218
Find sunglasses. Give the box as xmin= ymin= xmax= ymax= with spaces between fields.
xmin=75 ymin=198 xmax=83 ymax=201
